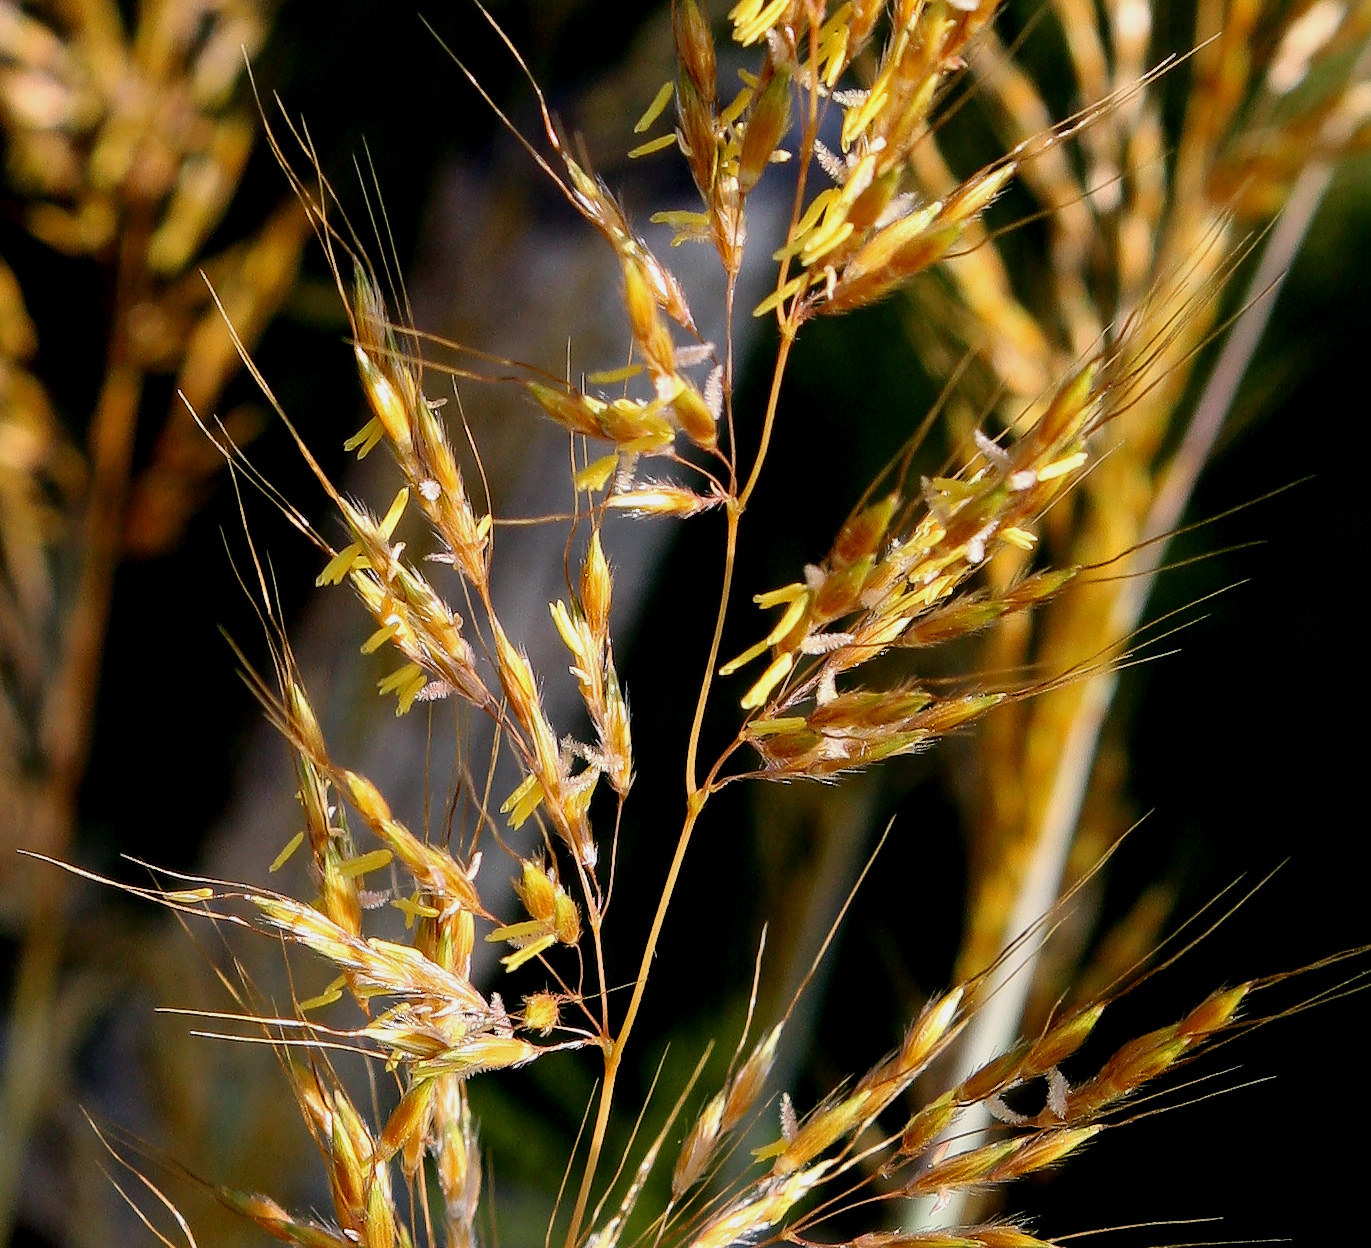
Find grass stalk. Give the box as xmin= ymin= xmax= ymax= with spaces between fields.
xmin=925 ymin=78 xmax=1360 ymax=1227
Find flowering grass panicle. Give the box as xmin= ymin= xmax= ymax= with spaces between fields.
xmin=20 ymin=2 xmax=1371 ymax=1247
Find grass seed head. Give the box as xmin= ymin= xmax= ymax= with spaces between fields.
xmin=416 ymin=905 xmax=475 ymax=978
xmin=602 ymin=657 xmax=634 ymax=793
xmin=554 ymin=890 xmax=582 ymax=945
xmin=251 ymin=891 xmax=486 ymax=1014
xmin=378 ymin=1078 xmax=437 ymax=1165
xmin=363 ymin=1161 xmax=399 ymax=1248
xmin=991 ymin=1125 xmax=1101 ymax=1180
xmin=723 ymin=1022 xmax=784 ymax=1130
xmin=956 ymin=1045 xmax=1030 ymax=1106
xmin=526 ymin=382 xmax=675 ymax=449
xmin=774 ymin=1089 xmax=871 ymax=1174
xmin=974 ymin=1231 xmax=1055 ymax=1248
xmin=353 ymin=339 xmax=414 ymax=457
xmin=673 ymin=1090 xmax=726 ymax=1197
xmin=908 ymin=1137 xmax=1023 ymax=1197
xmin=833 ymin=493 xmax=900 ymax=566
xmin=899 ymin=987 xmax=964 ymax=1074
xmin=516 ymin=859 xmax=559 ymax=925
xmin=676 ymin=65 xmax=719 ymax=200
xmin=898 ymin=1092 xmax=957 ymax=1161
xmin=214 ymin=1188 xmax=351 ymax=1248
xmin=674 ymin=0 xmax=718 ymax=102
xmin=686 ymin=1163 xmax=830 ymax=1248
xmin=669 ymin=375 xmax=719 ymax=448
xmin=739 ymin=63 xmax=791 ymax=193
xmin=413 ymin=1034 xmax=542 ymax=1080
xmin=66 ymin=7 xmax=1370 ymax=1248
xmin=340 ymin=770 xmax=481 ymax=911
xmin=1026 ymin=1002 xmax=1105 ymax=1073
xmin=604 ymin=483 xmax=723 ymax=516
xmin=582 ymin=530 xmax=613 ymax=641
xmin=522 ymin=992 xmax=561 ymax=1035
xmin=623 ymin=258 xmax=677 ymax=378
xmin=1178 ymin=984 xmax=1248 ymax=1036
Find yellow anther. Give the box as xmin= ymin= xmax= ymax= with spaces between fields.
xmin=500 ymin=933 xmax=557 ymax=972
xmin=634 ymin=81 xmax=675 ymax=133
xmin=650 ymin=210 xmax=711 ymax=228
xmin=269 ymin=832 xmax=305 ymax=873
xmin=745 ymin=716 xmax=808 ymax=736
xmin=775 ymin=189 xmax=841 ymax=259
xmin=298 ymin=975 xmax=347 ymax=1013
xmin=628 ymin=133 xmax=679 ymax=159
xmin=741 ymin=652 xmax=794 ymax=710
xmin=720 ymin=85 xmax=754 ymax=125
xmin=500 ymin=773 xmax=545 ymax=828
xmin=720 ymin=637 xmax=771 ymax=677
xmin=339 ymin=849 xmax=394 ymax=879
xmin=754 ymin=582 xmax=809 ymax=608
xmin=734 ymin=0 xmax=789 ymax=44
xmin=765 ymin=593 xmax=809 ymax=646
xmin=361 ymin=619 xmax=402 ymax=655
xmin=487 ymin=919 xmax=549 ymax=944
xmin=1037 ymin=451 xmax=1089 ymax=481
xmin=377 ymin=663 xmax=426 ymax=714
xmin=391 ymin=892 xmax=440 ymax=927
xmin=343 ymin=418 xmax=385 ymax=458
xmin=753 ymin=273 xmax=813 ymax=317
xmin=317 ymin=543 xmax=363 ymax=587
xmin=800 ymin=220 xmax=854 ymax=267
xmin=586 ymin=363 xmax=643 ymax=385
xmin=379 ymin=487 xmax=409 ymax=539
xmin=574 ymin=453 xmax=619 ymax=493
xmin=1001 ymin=526 xmax=1038 ymax=550
xmin=841 ymin=80 xmax=889 ymax=150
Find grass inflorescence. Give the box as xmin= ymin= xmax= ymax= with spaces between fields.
xmin=13 ymin=1 xmax=1371 ymax=1247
